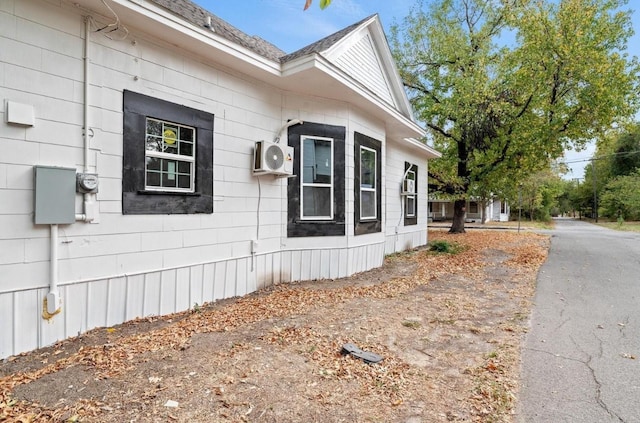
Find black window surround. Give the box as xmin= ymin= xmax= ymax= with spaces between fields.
xmin=287 ymin=122 xmax=345 ymax=237
xmin=404 ymin=161 xmax=418 ymax=226
xmin=354 ymin=132 xmax=382 ymax=235
xmin=122 ymin=90 xmax=214 ymax=214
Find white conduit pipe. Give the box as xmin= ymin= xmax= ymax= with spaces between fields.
xmin=76 ymin=16 xmax=93 ymax=222
xmin=47 ymin=16 xmax=93 ymax=317
xmin=83 ymin=16 xmax=90 ymax=175
xmin=46 ymin=224 xmax=61 ymax=315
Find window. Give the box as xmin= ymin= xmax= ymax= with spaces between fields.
xmin=123 ymin=90 xmax=214 ymax=214
xmin=145 ymin=118 xmax=195 ymax=192
xmin=360 ymin=147 xmax=376 ymax=219
xmin=287 ymin=122 xmax=345 ymax=237
xmin=404 ymin=162 xmax=418 ymax=226
xmin=405 ymin=169 xmax=416 ymax=217
xmin=469 ymin=202 xmax=479 ymax=214
xmin=500 ymin=201 xmax=508 ymax=214
xmin=354 ymin=132 xmax=382 ymax=235
xmin=301 ymin=136 xmax=334 ymax=220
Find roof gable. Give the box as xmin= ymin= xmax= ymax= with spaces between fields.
xmin=329 ymin=27 xmax=394 ymax=106
xmin=283 ymin=15 xmax=412 ymax=117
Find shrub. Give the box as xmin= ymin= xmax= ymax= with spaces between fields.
xmin=428 ymin=239 xmax=464 ymax=254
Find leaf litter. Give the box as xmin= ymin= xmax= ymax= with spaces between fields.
xmin=1 ymin=230 xmax=548 ymax=422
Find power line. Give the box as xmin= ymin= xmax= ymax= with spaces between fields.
xmin=560 ymin=149 xmax=640 ymax=165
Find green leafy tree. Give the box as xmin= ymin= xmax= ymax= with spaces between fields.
xmin=518 ymin=169 xmax=563 ymax=221
xmin=600 ymin=170 xmax=640 ymax=220
xmin=610 ymin=124 xmax=640 ymax=177
xmin=576 ymin=124 xmax=640 ymax=220
xmin=555 ymin=180 xmax=575 ymax=216
xmin=391 ymin=0 xmax=639 ymax=233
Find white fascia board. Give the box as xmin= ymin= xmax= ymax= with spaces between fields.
xmin=282 ymin=53 xmax=425 ymax=140
xmin=403 ymin=138 xmax=442 ymax=159
xmin=280 ymin=53 xmax=319 ymax=77
xmin=101 ymin=0 xmax=281 ymax=77
xmin=322 ymin=15 xmax=378 ymax=57
xmin=367 ymin=24 xmax=415 ymax=117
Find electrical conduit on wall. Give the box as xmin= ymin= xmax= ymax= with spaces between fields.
xmin=76 ymin=16 xmax=99 ymax=223
xmin=46 ymin=15 xmax=100 ymax=320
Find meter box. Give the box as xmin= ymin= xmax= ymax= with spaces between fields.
xmin=76 ymin=172 xmax=99 ymax=193
xmin=34 ymin=166 xmax=76 ymax=224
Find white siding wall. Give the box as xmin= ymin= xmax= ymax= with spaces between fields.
xmin=333 ymin=34 xmax=394 ymax=105
xmin=0 ymin=1 xmax=427 ymax=358
xmin=487 ymin=199 xmax=510 ymax=222
xmin=384 ymin=144 xmax=429 ymax=255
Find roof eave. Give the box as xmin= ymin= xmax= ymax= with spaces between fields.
xmin=282 ymin=54 xmax=426 ymax=141
xmin=72 ymin=0 xmax=437 ymax=155
xmin=403 ymin=138 xmax=442 ymax=159
xmin=74 ymin=0 xmax=282 ymax=78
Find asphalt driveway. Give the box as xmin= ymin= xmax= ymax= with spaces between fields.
xmin=519 ymin=218 xmax=640 ymax=422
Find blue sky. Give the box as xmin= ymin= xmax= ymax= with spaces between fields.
xmin=194 ymin=0 xmax=640 ymax=178
xmin=198 ymin=0 xmax=416 ymax=54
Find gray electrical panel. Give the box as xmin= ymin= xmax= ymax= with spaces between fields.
xmin=34 ymin=166 xmax=76 ymax=224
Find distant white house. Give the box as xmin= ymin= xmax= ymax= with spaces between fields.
xmin=429 ymin=198 xmax=510 ymax=222
xmin=0 ymin=0 xmax=440 ymax=358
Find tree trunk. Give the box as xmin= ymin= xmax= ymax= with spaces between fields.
xmin=449 ymin=199 xmax=466 ymax=233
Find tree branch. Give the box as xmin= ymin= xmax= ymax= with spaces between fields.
xmin=427 ymin=122 xmax=460 ymax=143
xmin=403 ymin=81 xmax=441 ymax=104
xmin=428 ymin=171 xmax=461 ymax=195
xmin=558 ymin=106 xmax=583 ymax=133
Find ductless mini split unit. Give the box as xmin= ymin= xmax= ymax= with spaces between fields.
xmin=253 ymin=140 xmax=294 ymax=176
xmin=401 ymin=178 xmax=416 ymax=195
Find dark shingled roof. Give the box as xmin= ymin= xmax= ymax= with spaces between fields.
xmin=148 ymin=0 xmax=375 ymax=65
xmin=150 ymin=0 xmax=286 ymax=61
xmin=279 ymin=14 xmax=377 ymax=63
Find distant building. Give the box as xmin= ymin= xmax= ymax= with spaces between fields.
xmin=429 ymin=198 xmax=510 ymax=222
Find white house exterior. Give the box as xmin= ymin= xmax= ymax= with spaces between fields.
xmin=485 ymin=198 xmax=510 ymax=222
xmin=429 ymin=198 xmax=510 ymax=222
xmin=0 ymin=0 xmax=439 ymax=358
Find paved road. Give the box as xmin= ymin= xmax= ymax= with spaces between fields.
xmin=518 ymin=218 xmax=640 ymax=422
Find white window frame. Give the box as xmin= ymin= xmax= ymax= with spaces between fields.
xmin=359 ymin=146 xmax=377 ymax=220
xmin=405 ymin=169 xmax=416 ymax=218
xmin=300 ymin=135 xmax=334 ymax=220
xmin=144 ymin=118 xmax=196 ymax=193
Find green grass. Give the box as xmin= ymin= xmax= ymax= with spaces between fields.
xmin=483 ymin=220 xmax=555 ymax=230
xmin=594 ymin=220 xmax=640 ymax=232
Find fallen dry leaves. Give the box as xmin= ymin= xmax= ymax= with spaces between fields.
xmin=1 ymin=229 xmax=549 ymax=422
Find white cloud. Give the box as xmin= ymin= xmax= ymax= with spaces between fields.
xmin=330 ymin=0 xmax=366 ymax=18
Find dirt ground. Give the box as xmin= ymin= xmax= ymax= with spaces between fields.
xmin=0 ymin=229 xmax=549 ymax=423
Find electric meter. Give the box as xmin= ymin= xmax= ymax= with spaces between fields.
xmin=76 ymin=173 xmax=99 ymax=193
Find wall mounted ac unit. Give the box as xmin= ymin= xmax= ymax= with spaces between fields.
xmin=253 ymin=140 xmax=294 ymax=176
xmin=401 ymin=178 xmax=416 ymax=195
